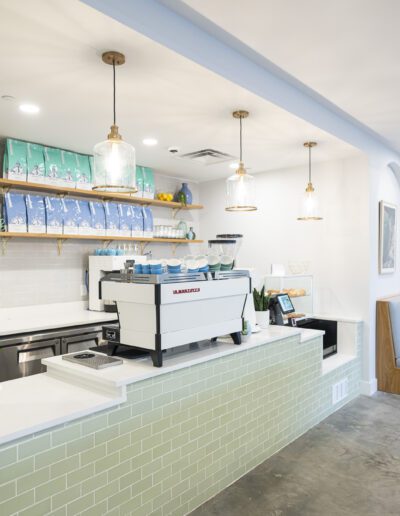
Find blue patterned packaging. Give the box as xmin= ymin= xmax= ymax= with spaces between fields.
xmin=25 ymin=195 xmax=46 ymax=233
xmin=62 ymin=198 xmax=79 ymax=234
xmin=104 ymin=202 xmax=120 ymax=237
xmin=4 ymin=193 xmax=27 ymax=232
xmin=89 ymin=201 xmax=106 ymax=236
xmin=142 ymin=207 xmax=154 ymax=238
xmin=77 ymin=200 xmax=93 ymax=235
xmin=118 ymin=204 xmax=133 ymax=237
xmin=44 ymin=197 xmax=63 ymax=234
xmin=132 ymin=206 xmax=144 ymax=237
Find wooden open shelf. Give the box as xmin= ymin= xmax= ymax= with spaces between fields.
xmin=0 ymin=179 xmax=203 ymax=210
xmin=0 ymin=232 xmax=203 ymax=256
xmin=0 ymin=232 xmax=202 ymax=244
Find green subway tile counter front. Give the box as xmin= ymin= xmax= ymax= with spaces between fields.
xmin=0 ymin=325 xmax=362 ymax=515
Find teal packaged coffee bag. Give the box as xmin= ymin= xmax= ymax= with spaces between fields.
xmin=136 ymin=165 xmax=144 ymax=197
xmin=3 ymin=139 xmax=27 ymax=181
xmin=60 ymin=151 xmax=77 ymax=188
xmin=142 ymin=167 xmax=155 ymax=199
xmin=44 ymin=147 xmax=62 ymax=185
xmin=27 ymin=143 xmax=45 ymax=183
xmin=76 ymin=154 xmax=92 ymax=190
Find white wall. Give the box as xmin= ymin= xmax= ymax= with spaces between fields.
xmin=200 ymin=154 xmax=369 ymax=317
xmin=0 ymin=173 xmax=199 ymax=308
xmin=364 ymin=154 xmax=400 ymax=394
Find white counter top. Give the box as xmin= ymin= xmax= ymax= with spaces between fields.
xmin=44 ymin=326 xmax=323 ymax=390
xmin=311 ymin=313 xmax=363 ymax=323
xmin=0 ymin=301 xmax=117 ymax=336
xmin=0 ymin=325 xmax=323 ymax=445
xmin=0 ymin=374 xmax=123 ymax=445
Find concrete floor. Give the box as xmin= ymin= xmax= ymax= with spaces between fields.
xmin=191 ymin=393 xmax=400 ymax=516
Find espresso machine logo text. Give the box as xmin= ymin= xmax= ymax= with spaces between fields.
xmin=173 ymin=288 xmax=200 ymax=295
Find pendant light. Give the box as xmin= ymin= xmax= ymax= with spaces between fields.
xmin=93 ymin=51 xmax=137 ymax=193
xmin=226 ymin=110 xmax=257 ymax=211
xmin=297 ymin=141 xmax=323 ymax=220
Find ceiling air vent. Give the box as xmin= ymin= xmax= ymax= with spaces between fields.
xmin=178 ymin=149 xmax=236 ymax=166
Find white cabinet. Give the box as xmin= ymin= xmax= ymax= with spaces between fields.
xmin=264 ymin=275 xmax=313 ymax=314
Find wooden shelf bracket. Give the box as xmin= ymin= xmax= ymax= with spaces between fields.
xmin=172 ymin=207 xmax=182 ymax=219
xmin=139 ymin=241 xmax=149 ymax=255
xmin=1 ymin=236 xmax=10 ymax=256
xmin=56 ymin=238 xmax=66 ymax=256
xmin=170 ymin=242 xmax=180 ymax=256
xmin=102 ymin=239 xmax=113 ymax=249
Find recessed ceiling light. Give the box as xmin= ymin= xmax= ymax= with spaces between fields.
xmin=19 ymin=103 xmax=40 ymax=114
xmin=142 ymin=138 xmax=158 ymax=146
xmin=229 ymin=162 xmax=239 ymax=169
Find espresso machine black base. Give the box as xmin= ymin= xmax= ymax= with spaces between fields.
xmin=210 ymin=332 xmax=242 ymax=345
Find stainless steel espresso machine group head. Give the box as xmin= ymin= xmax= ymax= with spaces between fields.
xmin=100 ymin=266 xmax=251 ymax=367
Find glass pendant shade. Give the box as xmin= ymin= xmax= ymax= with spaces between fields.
xmin=226 ymin=162 xmax=257 ymax=211
xmin=92 ymin=51 xmax=137 ymax=193
xmin=226 ymin=110 xmax=257 ymax=212
xmin=297 ymin=141 xmax=322 ymax=220
xmin=298 ymin=183 xmax=322 ymax=220
xmin=93 ymin=125 xmax=137 ymax=193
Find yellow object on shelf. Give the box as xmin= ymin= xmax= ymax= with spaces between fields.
xmin=157 ymin=192 xmax=174 ymax=202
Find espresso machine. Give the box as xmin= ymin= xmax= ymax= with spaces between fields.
xmin=100 ymin=267 xmax=251 ymax=366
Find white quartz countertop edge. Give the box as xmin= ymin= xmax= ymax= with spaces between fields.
xmin=0 ymin=374 xmax=124 ymax=446
xmin=44 ymin=326 xmax=324 ymax=389
xmin=311 ymin=313 xmax=363 ymax=323
xmin=0 ymin=301 xmax=117 ymax=336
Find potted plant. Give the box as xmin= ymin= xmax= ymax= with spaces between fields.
xmin=253 ymin=286 xmax=270 ymax=329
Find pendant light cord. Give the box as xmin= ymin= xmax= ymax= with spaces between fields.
xmin=308 ymin=145 xmax=311 ymax=183
xmin=113 ymin=59 xmax=116 ymax=125
xmin=239 ymin=116 xmax=243 ymax=162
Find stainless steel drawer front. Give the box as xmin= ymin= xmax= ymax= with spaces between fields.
xmin=18 ymin=347 xmax=55 ymax=363
xmin=0 ymin=338 xmax=61 ymax=382
xmin=0 ymin=323 xmax=116 ymax=382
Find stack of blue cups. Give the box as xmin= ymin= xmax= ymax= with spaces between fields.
xmin=141 ymin=263 xmax=150 ymax=274
xmin=150 ymin=262 xmax=163 ymax=274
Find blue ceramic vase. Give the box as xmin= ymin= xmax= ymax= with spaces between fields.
xmin=186 ymin=227 xmax=196 ymax=240
xmin=176 ymin=183 xmax=192 ymax=205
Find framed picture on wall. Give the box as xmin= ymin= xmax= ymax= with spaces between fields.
xmin=379 ymin=201 xmax=397 ymax=274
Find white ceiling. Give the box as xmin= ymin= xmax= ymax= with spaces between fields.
xmin=0 ymin=0 xmax=356 ymax=183
xmin=182 ymin=0 xmax=400 ymax=153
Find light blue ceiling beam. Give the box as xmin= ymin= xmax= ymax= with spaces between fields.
xmin=82 ymin=0 xmax=399 ymax=162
